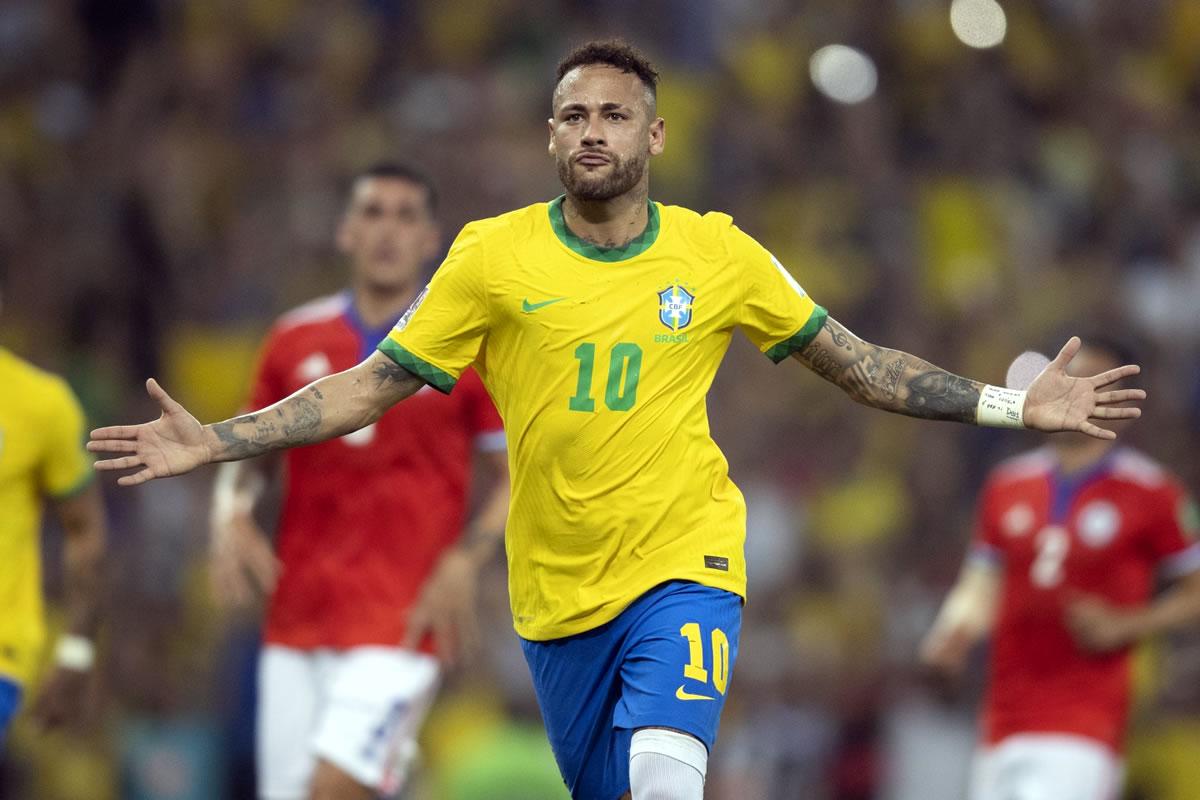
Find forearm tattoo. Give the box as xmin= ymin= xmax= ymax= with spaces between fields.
xmin=212 ymin=387 xmax=323 ymax=459
xmin=797 ymin=317 xmax=983 ymax=423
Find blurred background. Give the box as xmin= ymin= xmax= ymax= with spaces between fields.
xmin=2 ymin=0 xmax=1200 ymax=797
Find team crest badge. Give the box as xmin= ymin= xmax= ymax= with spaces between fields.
xmin=658 ymin=283 xmax=695 ymax=332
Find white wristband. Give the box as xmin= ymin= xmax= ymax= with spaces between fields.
xmin=976 ymin=385 xmax=1026 ymax=429
xmin=55 ymin=635 xmax=96 ymax=672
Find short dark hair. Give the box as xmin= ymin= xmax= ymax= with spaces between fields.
xmin=555 ymin=39 xmax=659 ymax=102
xmin=351 ymin=161 xmax=438 ymax=215
xmin=1048 ymin=327 xmax=1140 ymax=370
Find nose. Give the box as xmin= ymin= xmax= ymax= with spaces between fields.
xmin=581 ymin=115 xmax=606 ymax=147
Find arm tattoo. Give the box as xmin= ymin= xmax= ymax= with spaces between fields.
xmin=212 ymin=394 xmax=323 ymax=459
xmin=796 ymin=316 xmax=983 ymax=423
xmin=371 ymin=358 xmax=423 ymax=393
xmin=903 ymin=371 xmax=981 ymax=423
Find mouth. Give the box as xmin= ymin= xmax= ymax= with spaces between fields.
xmin=574 ymin=151 xmax=612 ymax=168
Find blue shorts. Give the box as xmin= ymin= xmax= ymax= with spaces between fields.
xmin=0 ymin=676 xmax=23 ymax=747
xmin=521 ymin=581 xmax=742 ymax=800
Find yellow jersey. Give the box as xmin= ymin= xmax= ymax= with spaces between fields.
xmin=380 ymin=198 xmax=825 ymax=640
xmin=0 ymin=348 xmax=92 ymax=685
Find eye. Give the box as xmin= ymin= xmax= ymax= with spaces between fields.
xmin=565 ymin=112 xmax=584 ymax=123
xmin=607 ymin=112 xmax=626 ymax=121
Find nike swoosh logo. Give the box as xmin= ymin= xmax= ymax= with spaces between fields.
xmin=522 ymin=297 xmax=567 ymax=313
xmin=675 ymin=685 xmax=715 ymax=701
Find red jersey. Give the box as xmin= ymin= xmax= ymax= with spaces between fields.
xmin=971 ymin=447 xmax=1200 ymax=751
xmin=249 ymin=292 xmax=504 ymax=650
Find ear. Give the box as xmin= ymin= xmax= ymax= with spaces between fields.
xmin=547 ymin=118 xmax=557 ymax=158
xmin=648 ymin=117 xmax=666 ymax=157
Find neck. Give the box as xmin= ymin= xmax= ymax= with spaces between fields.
xmin=351 ymin=280 xmax=417 ymax=329
xmin=562 ymin=181 xmax=650 ymax=248
xmin=1053 ymin=439 xmax=1115 ymax=475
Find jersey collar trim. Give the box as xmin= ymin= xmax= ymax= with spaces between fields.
xmin=548 ymin=195 xmax=660 ymax=262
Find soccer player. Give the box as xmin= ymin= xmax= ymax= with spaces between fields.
xmin=920 ymin=338 xmax=1200 ymax=800
xmin=0 ymin=333 xmax=107 ymax=744
xmin=207 ymin=163 xmax=508 ymax=800
xmin=89 ymin=42 xmax=1146 ymax=800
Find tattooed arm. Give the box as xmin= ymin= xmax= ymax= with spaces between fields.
xmin=88 ymin=351 xmax=426 ymax=486
xmin=794 ymin=317 xmax=1144 ymax=436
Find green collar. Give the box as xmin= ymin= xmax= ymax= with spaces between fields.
xmin=548 ymin=195 xmax=660 ymax=262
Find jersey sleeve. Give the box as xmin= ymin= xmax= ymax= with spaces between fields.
xmin=967 ymin=477 xmax=1006 ymax=569
xmin=1148 ymin=484 xmax=1200 ymax=579
xmin=38 ymin=380 xmax=93 ymax=499
xmin=377 ymin=223 xmax=490 ymax=394
xmin=459 ymin=369 xmax=506 ymax=452
xmin=727 ymin=222 xmax=828 ymax=362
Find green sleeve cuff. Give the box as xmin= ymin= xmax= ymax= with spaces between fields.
xmin=764 ymin=305 xmax=829 ymax=363
xmin=376 ymin=339 xmax=458 ymax=394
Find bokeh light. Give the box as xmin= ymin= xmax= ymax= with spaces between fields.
xmin=950 ymin=0 xmax=1008 ymax=49
xmin=809 ymin=44 xmax=878 ymax=105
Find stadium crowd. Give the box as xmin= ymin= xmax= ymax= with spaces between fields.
xmin=1 ymin=0 xmax=1198 ymax=797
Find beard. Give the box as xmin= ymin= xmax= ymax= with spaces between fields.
xmin=556 ymin=149 xmax=647 ymax=201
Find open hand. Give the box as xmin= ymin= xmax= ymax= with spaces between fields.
xmin=1023 ymin=338 xmax=1144 ymax=440
xmin=87 ymin=379 xmax=211 ymax=486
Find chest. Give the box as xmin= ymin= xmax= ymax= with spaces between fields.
xmin=992 ymin=478 xmax=1151 ymax=588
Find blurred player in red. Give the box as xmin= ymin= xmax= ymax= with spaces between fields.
xmin=921 ymin=338 xmax=1200 ymax=800
xmin=208 ymin=164 xmax=508 ymax=800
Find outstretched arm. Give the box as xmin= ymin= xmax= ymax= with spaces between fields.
xmin=89 ymin=351 xmax=425 ymax=485
xmin=793 ymin=318 xmax=1144 ymax=438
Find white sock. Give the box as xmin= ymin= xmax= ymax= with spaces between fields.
xmin=628 ymin=727 xmax=707 ymax=800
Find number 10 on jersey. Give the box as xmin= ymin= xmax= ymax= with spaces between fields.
xmin=569 ymin=342 xmax=643 ymax=412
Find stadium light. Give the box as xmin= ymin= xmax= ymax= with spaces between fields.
xmin=950 ymin=0 xmax=1007 ymax=49
xmin=809 ymin=44 xmax=878 ymax=105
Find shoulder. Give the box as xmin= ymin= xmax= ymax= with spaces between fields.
xmin=461 ymin=203 xmax=550 ymax=244
xmin=661 ymin=204 xmax=737 ymax=248
xmin=265 ymin=293 xmax=350 ymax=348
xmin=0 ymin=350 xmax=76 ymax=407
xmin=1107 ymin=448 xmax=1178 ymax=493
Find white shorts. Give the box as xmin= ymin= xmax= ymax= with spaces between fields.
xmin=257 ymin=645 xmax=440 ymax=800
xmin=969 ymin=734 xmax=1125 ymax=800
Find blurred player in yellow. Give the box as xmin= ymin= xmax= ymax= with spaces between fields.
xmin=0 ymin=282 xmax=107 ymax=745
xmin=89 ymin=41 xmax=1145 ymax=800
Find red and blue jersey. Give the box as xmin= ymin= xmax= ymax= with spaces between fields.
xmin=970 ymin=447 xmax=1200 ymax=751
xmin=249 ymin=292 xmax=504 ymax=650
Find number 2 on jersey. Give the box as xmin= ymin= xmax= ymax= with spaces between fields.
xmin=569 ymin=342 xmax=642 ymax=412
xmin=1031 ymin=525 xmax=1069 ymax=588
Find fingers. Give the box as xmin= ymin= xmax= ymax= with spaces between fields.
xmin=1077 ymin=421 xmax=1117 ymax=441
xmin=89 ymin=425 xmax=143 ymax=441
xmin=1094 ymin=389 xmax=1145 ymax=405
xmin=1089 ymin=406 xmax=1141 ymax=420
xmin=403 ymin=606 xmax=431 ymax=651
xmin=87 ymin=439 xmax=140 ymax=454
xmin=146 ymin=378 xmax=184 ymax=414
xmin=1051 ymin=336 xmax=1082 ymax=367
xmin=247 ymin=546 xmax=282 ymax=595
xmin=94 ymin=455 xmax=145 ymax=471
xmin=1090 ymin=364 xmax=1140 ymax=388
xmin=117 ymin=469 xmax=157 ymax=487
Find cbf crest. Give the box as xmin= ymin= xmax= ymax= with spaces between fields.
xmin=657 ymin=282 xmax=696 ymax=332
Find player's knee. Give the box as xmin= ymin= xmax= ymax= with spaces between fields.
xmin=307 ymin=760 xmax=372 ymax=800
xmin=628 ymin=728 xmax=707 ymax=800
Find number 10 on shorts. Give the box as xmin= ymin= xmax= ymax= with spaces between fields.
xmin=679 ymin=622 xmax=730 ymax=695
